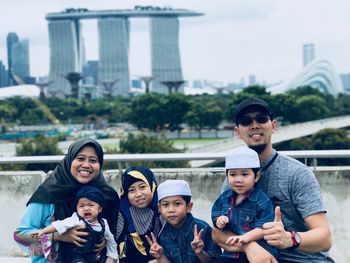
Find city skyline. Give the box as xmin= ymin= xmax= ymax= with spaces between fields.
xmin=1 ymin=0 xmax=350 ymax=85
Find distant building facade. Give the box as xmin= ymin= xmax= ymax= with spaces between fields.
xmin=0 ymin=61 xmax=9 ymax=87
xmin=45 ymin=7 xmax=202 ymax=98
xmin=6 ymin=32 xmax=19 ymax=85
xmin=47 ymin=19 xmax=83 ymax=98
xmin=340 ymin=73 xmax=350 ymax=93
xmin=303 ymin=43 xmax=315 ymax=67
xmin=11 ymin=38 xmax=30 ymax=80
xmin=98 ymin=17 xmax=130 ymax=97
xmin=150 ymin=17 xmax=183 ymax=93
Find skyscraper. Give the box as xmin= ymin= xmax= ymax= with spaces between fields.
xmin=47 ymin=19 xmax=83 ymax=98
xmin=150 ymin=17 xmax=183 ymax=93
xmin=303 ymin=43 xmax=315 ymax=67
xmin=0 ymin=60 xmax=9 ymax=87
xmin=11 ymin=38 xmax=30 ymax=80
xmin=98 ymin=17 xmax=130 ymax=97
xmin=6 ymin=32 xmax=19 ymax=85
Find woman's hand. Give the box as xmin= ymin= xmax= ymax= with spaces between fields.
xmin=54 ymin=225 xmax=88 ymax=247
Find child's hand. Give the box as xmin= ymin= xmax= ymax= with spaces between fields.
xmin=226 ymin=234 xmax=250 ymax=246
xmin=146 ymin=232 xmax=163 ymax=259
xmin=191 ymin=224 xmax=204 ymax=254
xmin=216 ymin=216 xmax=229 ymax=229
xmin=29 ymin=230 xmax=43 ymax=239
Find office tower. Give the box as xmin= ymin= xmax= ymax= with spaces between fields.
xmin=11 ymin=38 xmax=30 ymax=81
xmin=98 ymin=17 xmax=130 ymax=97
xmin=249 ymin=75 xmax=256 ymax=86
xmin=340 ymin=73 xmax=350 ymax=92
xmin=47 ymin=19 xmax=83 ymax=98
xmin=150 ymin=17 xmax=183 ymax=93
xmin=0 ymin=61 xmax=9 ymax=87
xmin=6 ymin=32 xmax=19 ymax=85
xmin=83 ymin=60 xmax=99 ymax=85
xmin=303 ymin=43 xmax=315 ymax=67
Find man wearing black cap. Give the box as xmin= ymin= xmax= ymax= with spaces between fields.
xmin=213 ymin=98 xmax=334 ymax=263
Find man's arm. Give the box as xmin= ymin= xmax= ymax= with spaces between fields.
xmin=263 ymin=207 xmax=332 ymax=252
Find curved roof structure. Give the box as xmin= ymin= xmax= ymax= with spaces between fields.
xmin=0 ymin=85 xmax=40 ymax=99
xmin=268 ymin=59 xmax=344 ymax=96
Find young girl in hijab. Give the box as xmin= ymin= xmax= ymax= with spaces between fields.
xmin=14 ymin=138 xmax=120 ymax=263
xmin=116 ymin=165 xmax=161 ymax=263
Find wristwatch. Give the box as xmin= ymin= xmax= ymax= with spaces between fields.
xmin=290 ymin=231 xmax=301 ymax=249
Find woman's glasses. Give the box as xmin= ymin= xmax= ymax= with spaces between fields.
xmin=237 ymin=114 xmax=270 ymax=126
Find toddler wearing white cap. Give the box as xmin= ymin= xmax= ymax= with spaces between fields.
xmin=146 ymin=179 xmax=221 ymax=262
xmin=211 ymin=146 xmax=279 ymax=262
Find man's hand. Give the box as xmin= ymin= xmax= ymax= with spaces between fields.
xmin=55 ymin=225 xmax=88 ymax=247
xmin=263 ymin=206 xmax=292 ymax=249
xmin=191 ymin=224 xmax=205 ymax=254
xmin=146 ymin=232 xmax=164 ymax=259
xmin=244 ymin=242 xmax=278 ymax=263
xmin=216 ymin=215 xmax=229 ymax=229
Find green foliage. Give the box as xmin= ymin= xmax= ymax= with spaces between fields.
xmin=275 ymin=128 xmax=350 ymax=165
xmin=15 ymin=135 xmax=63 ymax=171
xmin=117 ymin=133 xmax=189 ymax=168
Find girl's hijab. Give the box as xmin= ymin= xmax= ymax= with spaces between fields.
xmin=27 ymin=138 xmax=119 ymax=233
xmin=119 ymin=165 xmax=159 ymax=258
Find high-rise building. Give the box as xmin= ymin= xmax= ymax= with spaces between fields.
xmin=340 ymin=73 xmax=350 ymax=93
xmin=0 ymin=61 xmax=9 ymax=87
xmin=150 ymin=17 xmax=183 ymax=93
xmin=47 ymin=19 xmax=83 ymax=98
xmin=11 ymin=38 xmax=30 ymax=80
xmin=98 ymin=17 xmax=130 ymax=97
xmin=83 ymin=60 xmax=99 ymax=85
xmin=303 ymin=43 xmax=315 ymax=67
xmin=6 ymin=32 xmax=19 ymax=85
xmin=46 ymin=7 xmax=202 ymax=98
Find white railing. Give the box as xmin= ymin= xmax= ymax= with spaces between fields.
xmin=1 ymin=150 xmax=350 ymax=168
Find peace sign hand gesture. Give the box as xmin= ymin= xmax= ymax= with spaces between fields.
xmin=191 ymin=224 xmax=205 ymax=254
xmin=146 ymin=232 xmax=164 ymax=259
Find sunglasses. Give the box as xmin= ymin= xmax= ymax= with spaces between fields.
xmin=237 ymin=114 xmax=270 ymax=126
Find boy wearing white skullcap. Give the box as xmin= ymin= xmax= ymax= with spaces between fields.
xmin=146 ymin=179 xmax=221 ymax=263
xmin=211 ymin=146 xmax=279 ymax=262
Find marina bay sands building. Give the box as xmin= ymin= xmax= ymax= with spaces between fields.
xmin=45 ymin=6 xmax=203 ymax=98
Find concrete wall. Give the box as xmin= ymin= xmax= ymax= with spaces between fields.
xmin=2 ymin=167 xmax=349 ymax=262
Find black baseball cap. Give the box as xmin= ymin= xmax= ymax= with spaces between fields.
xmin=233 ymin=98 xmax=272 ymax=125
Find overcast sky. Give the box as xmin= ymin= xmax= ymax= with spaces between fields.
xmin=1 ymin=0 xmax=350 ymax=85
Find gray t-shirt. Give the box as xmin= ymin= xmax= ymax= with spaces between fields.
xmin=222 ymin=149 xmax=334 ymax=263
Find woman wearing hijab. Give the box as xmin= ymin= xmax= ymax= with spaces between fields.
xmin=116 ymin=165 xmax=161 ymax=263
xmin=14 ymin=138 xmax=120 ymax=263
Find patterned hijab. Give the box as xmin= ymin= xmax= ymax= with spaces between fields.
xmin=119 ymin=165 xmax=159 ymax=259
xmin=27 ymin=138 xmax=120 ymax=234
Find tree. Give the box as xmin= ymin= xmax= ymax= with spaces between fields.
xmin=129 ymin=94 xmax=167 ymax=131
xmin=117 ymin=133 xmax=188 ymax=168
xmin=16 ymin=135 xmax=63 ymax=172
xmin=164 ymin=94 xmax=190 ymax=136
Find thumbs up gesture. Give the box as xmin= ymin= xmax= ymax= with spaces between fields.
xmin=263 ymin=206 xmax=291 ymax=249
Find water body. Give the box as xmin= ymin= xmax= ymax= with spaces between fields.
xmin=2 ymin=168 xmax=349 ymax=262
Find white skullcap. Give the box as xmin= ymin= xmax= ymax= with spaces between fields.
xmin=157 ymin=179 xmax=192 ymax=201
xmin=225 ymin=146 xmax=260 ymax=169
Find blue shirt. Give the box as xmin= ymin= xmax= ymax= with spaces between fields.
xmin=158 ymin=213 xmax=221 ymax=263
xmin=212 ymin=185 xmax=278 ymax=259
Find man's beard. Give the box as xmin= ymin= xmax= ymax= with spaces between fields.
xmin=249 ymin=144 xmax=267 ymax=154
